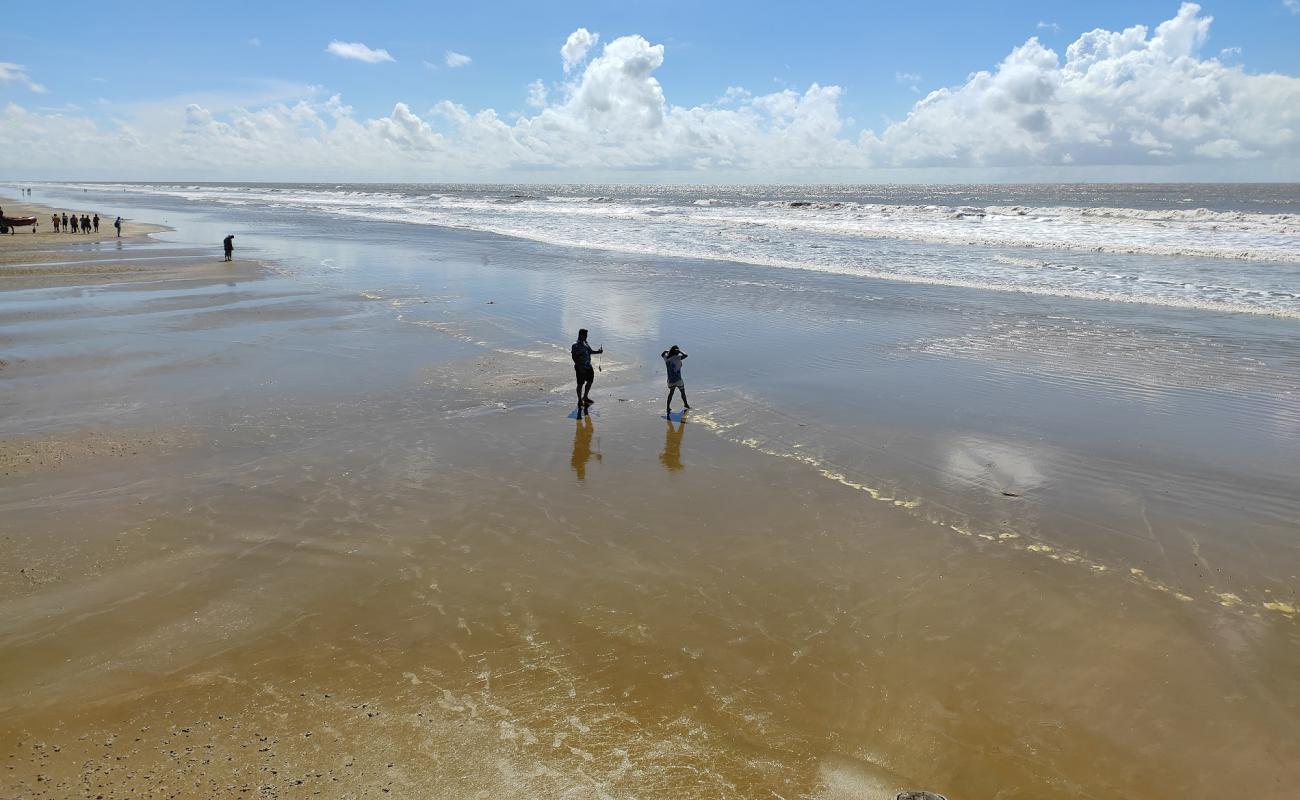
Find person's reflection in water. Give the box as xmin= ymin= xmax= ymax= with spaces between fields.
xmin=570 ymin=410 xmax=600 ymax=480
xmin=660 ymin=416 xmax=686 ymax=472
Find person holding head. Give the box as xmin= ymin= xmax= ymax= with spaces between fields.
xmin=571 ymin=328 xmax=603 ymax=407
xmin=661 ymin=345 xmax=690 ymax=414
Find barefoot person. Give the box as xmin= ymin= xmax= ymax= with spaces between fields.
xmin=571 ymin=328 xmax=603 ymax=407
xmin=222 ymin=234 xmax=235 ymax=261
xmin=661 ymin=345 xmax=690 ymax=414
xmin=114 ymin=216 xmax=122 ymax=237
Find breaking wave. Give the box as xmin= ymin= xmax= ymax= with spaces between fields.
xmin=44 ymin=182 xmax=1300 ymax=317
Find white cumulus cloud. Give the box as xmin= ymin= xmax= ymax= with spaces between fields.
xmin=325 ymin=40 xmax=395 ymax=64
xmin=445 ymin=50 xmax=471 ymax=68
xmin=1 ymin=4 xmax=1297 ymax=181
xmin=561 ymin=28 xmax=599 ymax=73
xmin=0 ymin=62 xmax=47 ymax=93
xmin=860 ymin=3 xmax=1300 ymax=169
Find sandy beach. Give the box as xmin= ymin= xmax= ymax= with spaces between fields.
xmin=2 ymin=188 xmax=1298 ymax=799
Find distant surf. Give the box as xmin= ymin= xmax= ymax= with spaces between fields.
xmin=43 ymin=181 xmax=1300 ymax=317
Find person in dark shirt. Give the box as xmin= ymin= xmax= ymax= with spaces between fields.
xmin=223 ymin=234 xmax=235 ymax=261
xmin=93 ymin=214 xmax=100 ymax=233
xmin=570 ymin=328 xmax=603 ymax=407
xmin=114 ymin=216 xmax=122 ymax=237
xmin=661 ymin=345 xmax=690 ymax=414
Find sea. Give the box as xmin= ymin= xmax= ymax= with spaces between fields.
xmin=39 ymin=181 xmax=1300 ymax=317
xmin=18 ymin=180 xmax=1300 ymax=607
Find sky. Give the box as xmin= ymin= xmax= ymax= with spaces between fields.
xmin=2 ymin=0 xmax=1299 ymax=182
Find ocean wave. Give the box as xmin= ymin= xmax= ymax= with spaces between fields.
xmin=45 ymin=182 xmax=1300 ymax=317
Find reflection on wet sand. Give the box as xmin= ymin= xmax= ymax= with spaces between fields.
xmin=5 ymin=194 xmax=1300 ymax=800
xmin=660 ymin=414 xmax=686 ymax=471
xmin=570 ymin=410 xmax=599 ymax=480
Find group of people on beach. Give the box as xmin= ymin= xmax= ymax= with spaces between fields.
xmin=50 ymin=212 xmax=113 ymax=235
xmin=572 ymin=328 xmax=689 ymax=415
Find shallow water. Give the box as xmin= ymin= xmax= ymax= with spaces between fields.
xmin=3 ymin=185 xmax=1299 ymax=797
xmin=42 ymin=181 xmax=1300 ymax=315
xmin=26 ymin=182 xmax=1300 ymax=612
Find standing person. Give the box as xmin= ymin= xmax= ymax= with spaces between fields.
xmin=114 ymin=216 xmax=122 ymax=237
xmin=51 ymin=213 xmax=59 ymax=233
xmin=222 ymin=234 xmax=235 ymax=261
xmin=61 ymin=212 xmax=69 ymax=232
xmin=92 ymin=214 xmax=100 ymax=233
xmin=661 ymin=345 xmax=690 ymax=414
xmin=571 ymin=328 xmax=603 ymax=407
xmin=81 ymin=214 xmax=91 ymax=234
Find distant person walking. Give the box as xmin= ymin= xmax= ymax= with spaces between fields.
xmin=92 ymin=214 xmax=99 ymax=233
xmin=81 ymin=215 xmax=91 ymax=234
xmin=51 ymin=213 xmax=59 ymax=233
xmin=61 ymin=213 xmax=69 ymax=232
xmin=571 ymin=328 xmax=603 ymax=407
xmin=222 ymin=234 xmax=235 ymax=261
xmin=114 ymin=216 xmax=122 ymax=237
xmin=661 ymin=345 xmax=690 ymax=414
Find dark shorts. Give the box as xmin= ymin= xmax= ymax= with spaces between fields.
xmin=575 ymin=365 xmax=595 ymax=383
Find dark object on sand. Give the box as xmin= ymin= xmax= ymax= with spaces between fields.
xmin=897 ymin=792 xmax=947 ymax=800
xmin=0 ymin=215 xmax=38 ymax=234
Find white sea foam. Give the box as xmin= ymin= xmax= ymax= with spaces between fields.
xmin=49 ymin=182 xmax=1300 ymax=317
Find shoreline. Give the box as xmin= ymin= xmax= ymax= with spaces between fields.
xmin=2 ymin=195 xmax=1298 ymax=799
xmin=0 ymin=193 xmax=257 ymax=293
xmin=36 ymin=182 xmax=1299 ymax=319
xmin=0 ymin=193 xmax=165 ymax=243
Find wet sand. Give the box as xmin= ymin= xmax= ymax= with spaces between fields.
xmin=2 ymin=194 xmax=1298 ymax=799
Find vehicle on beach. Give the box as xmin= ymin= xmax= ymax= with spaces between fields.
xmin=0 ymin=215 xmax=39 ymax=233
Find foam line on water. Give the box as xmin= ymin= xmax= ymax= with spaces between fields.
xmin=684 ymin=396 xmax=1296 ymax=621
xmin=49 ymin=182 xmax=1300 ymax=318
